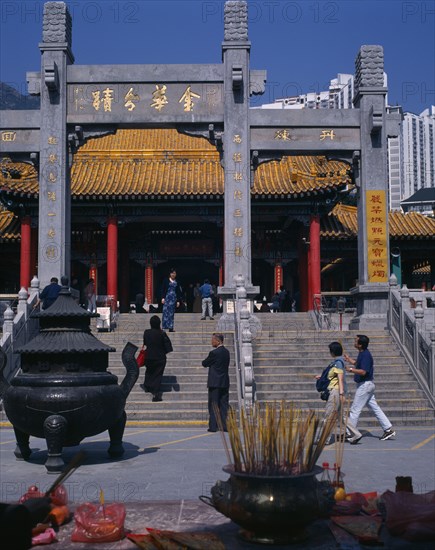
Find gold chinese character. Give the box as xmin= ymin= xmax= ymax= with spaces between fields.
xmin=234 ymin=209 xmax=242 ymax=217
xmin=47 ymin=228 xmax=56 ymax=239
xmin=179 ymin=85 xmax=201 ymax=112
xmin=234 ymin=190 xmax=242 ymax=200
xmin=1 ymin=131 xmax=16 ymax=142
xmin=74 ymin=87 xmax=85 ymax=111
xmin=275 ymin=129 xmax=291 ymax=141
xmin=234 ymin=245 xmax=242 ymax=257
xmin=233 ymin=152 xmax=242 ymax=162
xmin=233 ymin=135 xmax=242 ymax=144
xmin=319 ymin=129 xmax=335 ymax=141
xmin=102 ymin=88 xmax=114 ymax=112
xmin=124 ymin=87 xmax=140 ymax=111
xmin=233 ymin=172 xmax=243 ymax=181
xmin=151 ymin=85 xmax=168 ymax=111
xmin=47 ymin=191 xmax=56 ymax=201
xmin=234 ymin=227 xmax=243 ymax=237
xmin=45 ymin=245 xmax=57 ymax=259
xmin=48 ymin=154 xmax=57 ymax=164
xmin=48 ymin=172 xmax=57 ymax=183
xmin=92 ymin=90 xmax=102 ymax=110
xmin=48 ymin=136 xmax=57 ymax=145
xmin=47 ymin=212 xmax=56 ymax=217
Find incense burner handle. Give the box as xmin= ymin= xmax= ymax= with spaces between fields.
xmin=120 ymin=342 xmax=139 ymax=398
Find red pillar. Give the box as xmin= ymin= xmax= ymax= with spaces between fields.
xmin=20 ymin=216 xmax=32 ymax=289
xmin=309 ymin=214 xmax=321 ymax=310
xmin=145 ymin=262 xmax=154 ymax=305
xmin=274 ymin=263 xmax=283 ymax=293
xmin=107 ymin=216 xmax=118 ymax=306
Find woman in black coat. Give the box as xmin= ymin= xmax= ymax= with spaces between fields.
xmin=142 ymin=315 xmax=172 ymax=402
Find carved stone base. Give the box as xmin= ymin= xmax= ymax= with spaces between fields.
xmin=349 ymin=284 xmax=389 ymax=330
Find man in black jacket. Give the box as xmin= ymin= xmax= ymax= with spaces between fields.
xmin=202 ymin=333 xmax=230 ymax=432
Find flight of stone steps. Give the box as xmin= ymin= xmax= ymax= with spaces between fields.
xmin=253 ymin=313 xmax=435 ymax=427
xmin=96 ymin=313 xmax=238 ymax=426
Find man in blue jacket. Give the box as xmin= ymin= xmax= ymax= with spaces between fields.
xmin=202 ymin=333 xmax=230 ymax=432
xmin=199 ymin=278 xmax=214 ymax=320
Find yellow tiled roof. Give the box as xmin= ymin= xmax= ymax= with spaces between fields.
xmin=322 ymin=203 xmax=435 ymax=239
xmin=0 ymin=129 xmax=350 ymax=197
xmin=0 ymin=208 xmax=20 ymax=242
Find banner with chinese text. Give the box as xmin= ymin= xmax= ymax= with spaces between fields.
xmin=366 ymin=190 xmax=388 ymax=283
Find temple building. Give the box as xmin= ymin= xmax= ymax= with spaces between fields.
xmin=1 ymin=128 xmax=434 ymax=311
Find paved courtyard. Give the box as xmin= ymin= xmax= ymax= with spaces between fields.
xmin=0 ymin=424 xmax=434 ymax=548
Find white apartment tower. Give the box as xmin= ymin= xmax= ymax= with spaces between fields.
xmin=401 ymin=107 xmax=435 ymax=200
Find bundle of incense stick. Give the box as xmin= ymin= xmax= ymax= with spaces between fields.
xmin=214 ymin=402 xmax=337 ymax=475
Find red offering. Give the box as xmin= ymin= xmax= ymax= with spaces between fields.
xmin=71 ymin=502 xmax=126 ymax=543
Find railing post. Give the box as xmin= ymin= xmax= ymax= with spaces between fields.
xmin=414 ymin=299 xmax=424 ymax=373
xmin=400 ymin=284 xmax=410 ymax=344
xmin=17 ymin=287 xmax=29 ymax=317
xmin=388 ymin=274 xmax=398 ymax=330
xmin=430 ymin=329 xmax=435 ymax=396
xmin=29 ymin=275 xmax=40 ymax=305
xmin=2 ymin=306 xmax=14 ymax=339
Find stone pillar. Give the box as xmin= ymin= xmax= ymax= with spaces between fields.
xmin=107 ymin=216 xmax=118 ymax=306
xmin=30 ymin=226 xmax=38 ymax=280
xmin=309 ymin=214 xmax=321 ymax=310
xmin=350 ymin=45 xmax=389 ymax=330
xmin=38 ymin=2 xmax=74 ymax=288
xmin=20 ymin=216 xmax=32 ymax=289
xmin=218 ymin=1 xmax=259 ymax=317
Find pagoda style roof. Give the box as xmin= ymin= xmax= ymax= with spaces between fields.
xmin=321 ymin=204 xmax=435 ymax=240
xmin=0 ymin=207 xmax=20 ymax=242
xmin=0 ymin=129 xmax=351 ymax=199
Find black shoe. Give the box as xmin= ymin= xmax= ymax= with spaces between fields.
xmin=207 ymin=428 xmax=217 ymax=432
xmin=349 ymin=435 xmax=363 ymax=445
xmin=380 ymin=429 xmax=396 ymax=441
xmin=209 ymin=317 xmax=214 ymax=320
xmin=152 ymin=395 xmax=163 ymax=402
xmin=169 ymin=328 xmax=174 ymax=332
xmin=201 ymin=317 xmax=206 ymax=320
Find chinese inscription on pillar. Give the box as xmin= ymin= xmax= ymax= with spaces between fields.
xmin=366 ymin=190 xmax=388 ymax=282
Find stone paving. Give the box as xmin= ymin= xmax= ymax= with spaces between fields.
xmin=1 ymin=424 xmax=434 ymax=548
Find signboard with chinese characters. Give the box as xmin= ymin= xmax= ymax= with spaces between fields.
xmin=67 ymin=83 xmax=224 ymax=123
xmin=250 ymin=127 xmax=360 ymax=151
xmin=366 ymin=190 xmax=388 ymax=283
xmin=0 ymin=130 xmax=40 ymax=153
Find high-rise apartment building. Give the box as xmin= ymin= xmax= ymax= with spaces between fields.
xmin=401 ymin=106 xmax=435 ymax=201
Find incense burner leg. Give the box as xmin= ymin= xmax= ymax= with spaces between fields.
xmin=107 ymin=411 xmax=126 ymax=457
xmin=44 ymin=414 xmax=67 ymax=473
xmin=13 ymin=427 xmax=31 ymax=460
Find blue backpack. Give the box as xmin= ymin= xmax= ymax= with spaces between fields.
xmin=316 ymin=358 xmax=344 ymax=401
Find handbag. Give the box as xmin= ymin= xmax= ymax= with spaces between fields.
xmin=162 ymin=331 xmax=173 ymax=354
xmin=136 ymin=346 xmax=147 ymax=367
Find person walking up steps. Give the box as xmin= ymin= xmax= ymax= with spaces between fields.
xmin=344 ymin=334 xmax=396 ymax=444
xmin=199 ymin=279 xmax=214 ymax=320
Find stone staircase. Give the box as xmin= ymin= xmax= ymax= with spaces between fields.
xmin=253 ymin=313 xmax=435 ymax=427
xmin=2 ymin=312 xmax=433 ymax=428
xmin=95 ymin=313 xmax=238 ymax=426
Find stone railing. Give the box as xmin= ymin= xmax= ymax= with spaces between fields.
xmin=232 ymin=275 xmax=261 ymax=408
xmin=0 ymin=277 xmax=40 ymax=386
xmin=388 ymin=275 xmax=435 ymax=408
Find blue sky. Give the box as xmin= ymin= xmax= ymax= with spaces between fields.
xmin=0 ymin=0 xmax=434 ymax=114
